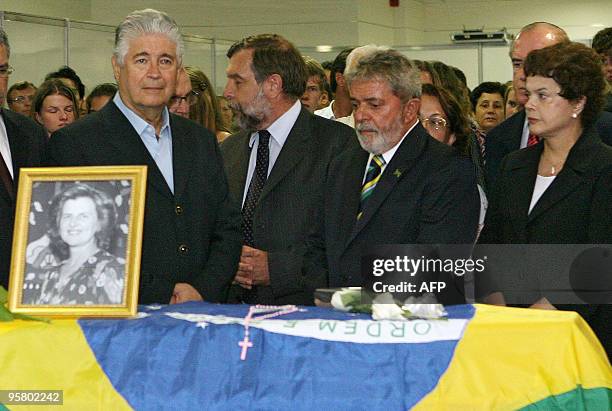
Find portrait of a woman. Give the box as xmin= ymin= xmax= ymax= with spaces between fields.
xmin=22 ymin=183 xmax=124 ymax=305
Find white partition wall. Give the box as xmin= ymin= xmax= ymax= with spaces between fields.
xmin=68 ymin=22 xmax=116 ymax=89
xmin=2 ymin=14 xmax=66 ymax=87
xmin=0 ymin=8 xmax=515 ymax=98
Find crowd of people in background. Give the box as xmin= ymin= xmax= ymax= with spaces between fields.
xmin=1 ymin=11 xmax=611 ymax=360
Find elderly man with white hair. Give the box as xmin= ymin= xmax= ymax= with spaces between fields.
xmin=46 ymin=9 xmax=242 ymax=304
xmin=303 ymin=49 xmax=480 ymax=304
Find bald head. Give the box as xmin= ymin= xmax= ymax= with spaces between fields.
xmin=511 ymin=22 xmax=569 ymax=106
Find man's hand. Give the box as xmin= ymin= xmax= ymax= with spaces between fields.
xmin=530 ymin=297 xmax=556 ymax=310
xmin=169 ymin=283 xmax=203 ymax=304
xmin=233 ymin=245 xmax=270 ymax=289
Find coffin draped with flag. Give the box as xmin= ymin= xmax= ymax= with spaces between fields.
xmin=1 ymin=303 xmax=610 ymax=410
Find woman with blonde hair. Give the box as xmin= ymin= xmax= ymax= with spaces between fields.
xmin=185 ymin=66 xmax=231 ymax=142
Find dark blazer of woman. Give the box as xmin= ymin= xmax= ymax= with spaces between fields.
xmin=479 ymin=126 xmax=612 ymax=360
xmin=481 ymin=127 xmax=612 ymax=244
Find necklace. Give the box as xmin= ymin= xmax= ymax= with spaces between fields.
xmin=238 ymin=304 xmax=299 ymax=360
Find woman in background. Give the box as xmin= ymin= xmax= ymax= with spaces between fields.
xmin=185 ymin=66 xmax=232 ymax=142
xmin=420 ymin=83 xmax=487 ymax=232
xmin=31 ymin=79 xmax=79 ymax=137
xmin=217 ymin=96 xmax=236 ymax=133
xmin=470 ymin=81 xmax=505 ymax=133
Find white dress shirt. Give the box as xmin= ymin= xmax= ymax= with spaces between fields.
xmin=242 ymin=100 xmax=301 ymax=206
xmin=0 ymin=114 xmax=13 ymax=178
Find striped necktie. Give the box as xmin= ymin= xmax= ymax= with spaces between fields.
xmin=357 ymin=154 xmax=385 ymax=220
xmin=527 ymin=133 xmax=539 ymax=147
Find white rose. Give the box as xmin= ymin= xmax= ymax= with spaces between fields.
xmin=372 ymin=302 xmax=406 ymax=320
xmin=401 ymin=303 xmax=447 ymax=319
xmin=331 ymin=291 xmax=351 ymax=311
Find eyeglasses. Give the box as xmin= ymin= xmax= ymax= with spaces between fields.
xmin=8 ymin=95 xmax=34 ymax=104
xmin=0 ymin=65 xmax=14 ymax=78
xmin=169 ymin=90 xmax=200 ymax=107
xmin=421 ymin=115 xmax=448 ymax=130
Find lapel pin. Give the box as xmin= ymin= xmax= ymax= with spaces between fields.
xmin=393 ymin=169 xmax=402 ymax=178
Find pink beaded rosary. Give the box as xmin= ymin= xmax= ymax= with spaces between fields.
xmin=238 ymin=304 xmax=299 ymax=360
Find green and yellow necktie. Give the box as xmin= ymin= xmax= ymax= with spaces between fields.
xmin=357 ymin=154 xmax=385 ymax=220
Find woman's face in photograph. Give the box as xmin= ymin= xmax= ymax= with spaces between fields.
xmin=59 ymin=196 xmax=101 ymax=248
xmin=36 ymin=93 xmax=76 ymax=135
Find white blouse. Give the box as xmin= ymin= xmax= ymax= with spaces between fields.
xmin=528 ymin=175 xmax=556 ymax=214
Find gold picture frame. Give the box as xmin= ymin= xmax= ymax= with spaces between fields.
xmin=7 ymin=166 xmax=147 ymax=317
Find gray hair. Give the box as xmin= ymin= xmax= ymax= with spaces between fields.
xmin=344 ymin=44 xmax=388 ymax=77
xmin=0 ymin=28 xmax=10 ymax=57
xmin=345 ymin=49 xmax=421 ymax=102
xmin=113 ymin=9 xmax=184 ymax=65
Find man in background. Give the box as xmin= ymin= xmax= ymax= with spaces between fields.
xmin=85 ymin=83 xmax=117 ymax=113
xmin=300 ymin=56 xmax=328 ymax=113
xmin=168 ymin=68 xmax=192 ymax=118
xmin=314 ymin=47 xmax=353 ymax=121
xmin=6 ymin=81 xmax=36 ymax=117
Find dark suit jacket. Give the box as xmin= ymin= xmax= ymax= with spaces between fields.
xmin=485 ymin=110 xmax=612 ymax=190
xmin=304 ymin=123 xmax=480 ymax=305
xmin=221 ymin=108 xmax=354 ymax=305
xmin=479 ymin=128 xmax=612 ymax=359
xmin=46 ymin=101 xmax=242 ymax=304
xmin=0 ymin=109 xmax=47 ymax=287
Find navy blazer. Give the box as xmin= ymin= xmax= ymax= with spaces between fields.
xmin=485 ymin=110 xmax=612 ymax=190
xmin=479 ymin=128 xmax=612 ymax=359
xmin=46 ymin=101 xmax=242 ymax=304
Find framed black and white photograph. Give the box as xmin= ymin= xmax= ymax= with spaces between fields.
xmin=7 ymin=166 xmax=147 ymax=317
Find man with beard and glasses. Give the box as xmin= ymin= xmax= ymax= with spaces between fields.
xmin=221 ymin=34 xmax=355 ymax=305
xmin=302 ymin=49 xmax=480 ymax=304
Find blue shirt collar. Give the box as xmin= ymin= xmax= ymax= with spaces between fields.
xmin=113 ymin=93 xmax=171 ymax=136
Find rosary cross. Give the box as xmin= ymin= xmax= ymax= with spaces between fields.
xmin=238 ymin=335 xmax=253 ymax=360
